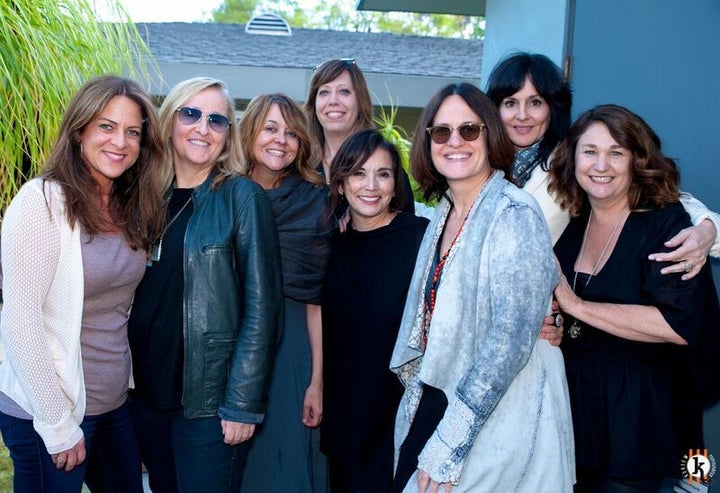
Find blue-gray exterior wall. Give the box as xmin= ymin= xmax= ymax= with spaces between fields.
xmin=481 ymin=0 xmax=569 ymax=87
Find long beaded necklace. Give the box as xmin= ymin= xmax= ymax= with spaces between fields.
xmin=567 ymin=209 xmax=628 ymax=338
xmin=422 ymin=201 xmax=475 ymax=346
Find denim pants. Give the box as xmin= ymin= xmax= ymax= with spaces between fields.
xmin=0 ymin=401 xmax=143 ymax=493
xmin=129 ymin=396 xmax=250 ymax=493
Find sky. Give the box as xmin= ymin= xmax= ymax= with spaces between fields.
xmin=113 ymin=0 xmax=223 ymax=22
xmin=104 ymin=0 xmax=318 ymax=22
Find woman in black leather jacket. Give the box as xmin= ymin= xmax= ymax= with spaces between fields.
xmin=127 ymin=77 xmax=283 ymax=493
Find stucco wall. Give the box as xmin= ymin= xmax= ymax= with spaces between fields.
xmin=481 ymin=0 xmax=569 ymax=88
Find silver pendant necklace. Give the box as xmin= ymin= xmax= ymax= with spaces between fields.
xmin=568 ymin=209 xmax=627 ymax=338
xmin=147 ymin=192 xmax=193 ymax=266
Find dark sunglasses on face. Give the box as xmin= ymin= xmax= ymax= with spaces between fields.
xmin=426 ymin=122 xmax=486 ymax=144
xmin=176 ymin=107 xmax=231 ymax=133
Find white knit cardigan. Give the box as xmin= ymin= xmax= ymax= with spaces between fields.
xmin=0 ymin=178 xmax=85 ymax=453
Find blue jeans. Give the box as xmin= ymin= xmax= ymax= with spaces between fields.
xmin=129 ymin=396 xmax=250 ymax=493
xmin=0 ymin=401 xmax=143 ymax=493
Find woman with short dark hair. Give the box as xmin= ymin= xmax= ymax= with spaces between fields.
xmin=391 ymin=82 xmax=574 ymax=492
xmin=322 ymin=129 xmax=428 ymax=492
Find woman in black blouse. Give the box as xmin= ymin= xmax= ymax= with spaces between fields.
xmin=551 ymin=104 xmax=719 ymax=492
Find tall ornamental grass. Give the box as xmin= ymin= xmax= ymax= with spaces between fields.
xmin=0 ymin=0 xmax=156 ymax=213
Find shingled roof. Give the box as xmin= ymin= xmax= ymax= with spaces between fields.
xmin=134 ymin=22 xmax=483 ymax=110
xmin=136 ymin=22 xmax=482 ymax=79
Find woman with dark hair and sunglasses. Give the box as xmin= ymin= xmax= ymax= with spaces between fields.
xmin=127 ymin=77 xmax=283 ymax=493
xmin=305 ymin=58 xmax=415 ymax=214
xmin=321 ymin=129 xmax=429 ymax=492
xmin=486 ymin=52 xmax=719 ymax=277
xmin=0 ymin=75 xmax=165 ymax=492
xmin=238 ymin=93 xmax=333 ymax=493
xmin=389 ymin=83 xmax=574 ymax=492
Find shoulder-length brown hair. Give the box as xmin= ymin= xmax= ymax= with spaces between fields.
xmin=240 ymin=93 xmax=323 ymax=186
xmin=42 ymin=74 xmax=165 ymax=250
xmin=549 ymin=104 xmax=680 ymax=217
xmin=304 ymin=59 xmax=374 ymax=162
xmin=411 ymin=82 xmax=516 ymax=203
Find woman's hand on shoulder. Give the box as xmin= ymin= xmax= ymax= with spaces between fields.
xmin=648 ymin=218 xmax=716 ymax=280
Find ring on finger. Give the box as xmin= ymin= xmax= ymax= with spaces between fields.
xmin=552 ymin=313 xmax=564 ymax=328
xmin=57 ymin=458 xmax=65 ymax=464
xmin=684 ymin=260 xmax=693 ymax=273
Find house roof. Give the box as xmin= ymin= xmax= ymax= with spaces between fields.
xmin=135 ymin=22 xmax=483 ymax=108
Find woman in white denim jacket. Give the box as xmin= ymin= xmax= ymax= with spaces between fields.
xmin=390 ymin=83 xmax=574 ymax=492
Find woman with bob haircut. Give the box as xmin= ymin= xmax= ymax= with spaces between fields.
xmin=127 ymin=77 xmax=283 ymax=493
xmin=239 ymin=93 xmax=332 ymax=492
xmin=0 ymin=74 xmax=165 ymax=492
xmin=551 ymin=104 xmax=719 ymax=492
xmin=390 ymin=82 xmax=574 ymax=492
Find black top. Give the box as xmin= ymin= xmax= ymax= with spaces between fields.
xmin=321 ymin=212 xmax=429 ymax=469
xmin=128 ymin=187 xmax=193 ymax=410
xmin=554 ymin=202 xmax=713 ymax=480
xmin=265 ymin=172 xmax=332 ymax=304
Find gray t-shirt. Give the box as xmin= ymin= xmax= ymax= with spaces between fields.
xmin=80 ymin=229 xmax=146 ymax=416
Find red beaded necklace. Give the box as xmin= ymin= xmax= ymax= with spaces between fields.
xmin=422 ymin=203 xmax=475 ymax=346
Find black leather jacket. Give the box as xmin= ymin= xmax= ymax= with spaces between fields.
xmin=182 ymin=173 xmax=283 ymax=422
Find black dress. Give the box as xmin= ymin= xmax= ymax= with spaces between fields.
xmin=554 ymin=203 xmax=714 ymax=483
xmin=321 ymin=212 xmax=429 ymax=492
xmin=241 ymin=172 xmax=333 ymax=493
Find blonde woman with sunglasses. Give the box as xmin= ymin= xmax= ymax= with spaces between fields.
xmin=126 ymin=77 xmax=283 ymax=493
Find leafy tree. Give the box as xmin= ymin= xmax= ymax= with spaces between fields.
xmin=211 ymin=0 xmax=483 ymax=39
xmin=0 ymin=0 xmax=155 ymax=213
xmin=211 ymin=0 xmax=260 ymax=24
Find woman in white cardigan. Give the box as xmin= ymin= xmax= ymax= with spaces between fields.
xmin=0 ymin=75 xmax=165 ymax=492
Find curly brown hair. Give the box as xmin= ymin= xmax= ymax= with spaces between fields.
xmin=549 ymin=104 xmax=680 ymax=217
